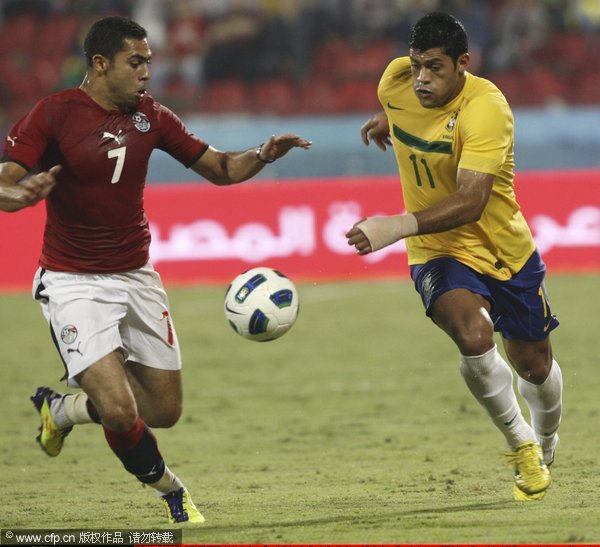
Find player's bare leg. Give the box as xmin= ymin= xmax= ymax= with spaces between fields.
xmin=431 ymin=288 xmax=494 ymax=355
xmin=77 ymin=352 xmax=137 ymax=430
xmin=125 ymin=362 xmax=182 ymax=428
xmin=77 ymin=352 xmax=203 ymax=523
xmin=503 ymin=337 xmax=552 ymax=384
xmin=431 ymin=289 xmax=536 ymax=446
xmin=33 ymin=352 xmax=203 ymax=523
xmin=33 ymin=363 xmax=183 ymax=437
xmin=431 ymin=289 xmax=550 ymax=499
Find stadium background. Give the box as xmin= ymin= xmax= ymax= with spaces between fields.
xmin=0 ymin=0 xmax=598 ymax=286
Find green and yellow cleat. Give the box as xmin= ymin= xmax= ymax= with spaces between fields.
xmin=161 ymin=487 xmax=205 ymax=524
xmin=30 ymin=387 xmax=72 ymax=457
xmin=505 ymin=441 xmax=551 ymax=501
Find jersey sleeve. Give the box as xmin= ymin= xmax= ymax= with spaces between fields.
xmin=1 ymin=99 xmax=54 ymax=171
xmin=458 ymin=94 xmax=513 ymax=176
xmin=155 ymin=104 xmax=209 ymax=168
xmin=378 ymin=57 xmax=411 ymax=108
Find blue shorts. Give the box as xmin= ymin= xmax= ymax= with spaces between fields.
xmin=410 ymin=250 xmax=559 ymax=341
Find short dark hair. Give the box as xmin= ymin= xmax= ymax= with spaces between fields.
xmin=83 ymin=16 xmax=147 ymax=66
xmin=409 ymin=12 xmax=468 ymax=64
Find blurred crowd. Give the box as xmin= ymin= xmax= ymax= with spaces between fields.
xmin=1 ymin=0 xmax=599 ymax=130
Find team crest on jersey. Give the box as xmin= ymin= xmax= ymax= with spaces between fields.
xmin=60 ymin=325 xmax=78 ymax=344
xmin=445 ymin=111 xmax=459 ymax=132
xmin=132 ymin=112 xmax=150 ymax=133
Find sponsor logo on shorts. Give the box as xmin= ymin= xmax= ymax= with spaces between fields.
xmin=60 ymin=325 xmax=78 ymax=344
xmin=67 ymin=342 xmax=83 ymax=357
xmin=421 ymin=270 xmax=435 ymax=308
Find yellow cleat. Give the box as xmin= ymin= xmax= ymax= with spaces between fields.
xmin=31 ymin=387 xmax=72 ymax=457
xmin=162 ymin=487 xmax=205 ymax=524
xmin=513 ymin=483 xmax=547 ymax=501
xmin=505 ymin=441 xmax=551 ymax=501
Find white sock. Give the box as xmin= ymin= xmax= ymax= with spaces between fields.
xmin=460 ymin=345 xmax=536 ymax=449
xmin=51 ymin=392 xmax=95 ymax=427
xmin=150 ymin=466 xmax=184 ymax=496
xmin=518 ymin=359 xmax=562 ymax=453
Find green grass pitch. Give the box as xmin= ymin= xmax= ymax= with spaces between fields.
xmin=1 ymin=274 xmax=599 ymax=543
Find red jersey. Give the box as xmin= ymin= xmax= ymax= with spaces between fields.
xmin=2 ymin=88 xmax=208 ymax=273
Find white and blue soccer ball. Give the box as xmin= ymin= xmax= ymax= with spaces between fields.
xmin=224 ymin=267 xmax=299 ymax=342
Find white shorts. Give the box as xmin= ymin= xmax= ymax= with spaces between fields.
xmin=33 ymin=264 xmax=182 ymax=387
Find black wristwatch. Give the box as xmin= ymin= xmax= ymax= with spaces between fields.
xmin=256 ymin=143 xmax=275 ymax=164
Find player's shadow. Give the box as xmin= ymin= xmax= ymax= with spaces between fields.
xmin=208 ymin=499 xmax=514 ymax=532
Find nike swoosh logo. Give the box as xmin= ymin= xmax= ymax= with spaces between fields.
xmin=387 ymin=102 xmax=405 ymax=110
xmin=543 ymin=318 xmax=553 ymax=332
xmin=136 ymin=464 xmax=161 ymax=478
xmin=225 ymin=304 xmax=243 ymax=315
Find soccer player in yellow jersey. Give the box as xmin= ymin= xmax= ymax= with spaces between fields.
xmin=346 ymin=12 xmax=562 ymax=501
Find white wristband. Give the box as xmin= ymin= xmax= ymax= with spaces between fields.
xmin=355 ymin=213 xmax=418 ymax=252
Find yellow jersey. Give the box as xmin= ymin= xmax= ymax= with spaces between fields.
xmin=378 ymin=57 xmax=535 ymax=280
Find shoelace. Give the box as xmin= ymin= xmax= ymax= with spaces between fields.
xmin=163 ymin=489 xmax=188 ymax=522
xmin=504 ymin=446 xmax=545 ymax=482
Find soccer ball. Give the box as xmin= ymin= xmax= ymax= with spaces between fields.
xmin=224 ymin=267 xmax=299 ymax=342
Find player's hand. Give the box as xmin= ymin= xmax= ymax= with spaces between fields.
xmin=20 ymin=165 xmax=61 ymax=204
xmin=346 ymin=221 xmax=373 ymax=255
xmin=259 ymin=134 xmax=312 ymax=162
xmin=361 ymin=112 xmax=391 ymax=151
xmin=0 ymin=165 xmax=60 ymax=211
xmin=346 ymin=214 xmax=419 ymax=255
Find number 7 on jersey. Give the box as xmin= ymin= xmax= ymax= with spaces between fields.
xmin=107 ymin=146 xmax=126 ymax=184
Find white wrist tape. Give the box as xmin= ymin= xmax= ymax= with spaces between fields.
xmin=355 ymin=213 xmax=418 ymax=252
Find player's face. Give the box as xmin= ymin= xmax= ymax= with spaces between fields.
xmin=105 ymin=38 xmax=151 ymax=111
xmin=409 ymin=48 xmax=469 ymax=108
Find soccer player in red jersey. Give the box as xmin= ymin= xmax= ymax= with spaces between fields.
xmin=0 ymin=16 xmax=310 ymax=524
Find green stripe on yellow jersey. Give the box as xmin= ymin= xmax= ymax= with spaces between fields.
xmin=392 ymin=124 xmax=453 ymax=155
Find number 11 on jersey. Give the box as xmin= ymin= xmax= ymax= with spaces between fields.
xmin=408 ymin=153 xmax=436 ymax=188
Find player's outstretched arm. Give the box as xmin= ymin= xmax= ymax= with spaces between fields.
xmin=191 ymin=134 xmax=311 ymax=186
xmin=0 ymin=161 xmax=60 ymax=212
xmin=346 ymin=169 xmax=494 ymax=255
xmin=361 ymin=112 xmax=391 ymax=151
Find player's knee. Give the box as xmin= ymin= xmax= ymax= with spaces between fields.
xmin=516 ymin=358 xmax=551 ymax=384
xmin=159 ymin=404 xmax=182 ymax=428
xmin=505 ymin=340 xmax=552 ymax=384
xmin=454 ymin=317 xmax=494 ymax=356
xmin=100 ymin=404 xmax=139 ymax=432
xmin=145 ymin=402 xmax=182 ymax=429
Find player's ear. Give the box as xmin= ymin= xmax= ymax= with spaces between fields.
xmin=457 ymin=53 xmax=470 ymax=75
xmin=91 ymin=54 xmax=109 ymax=74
